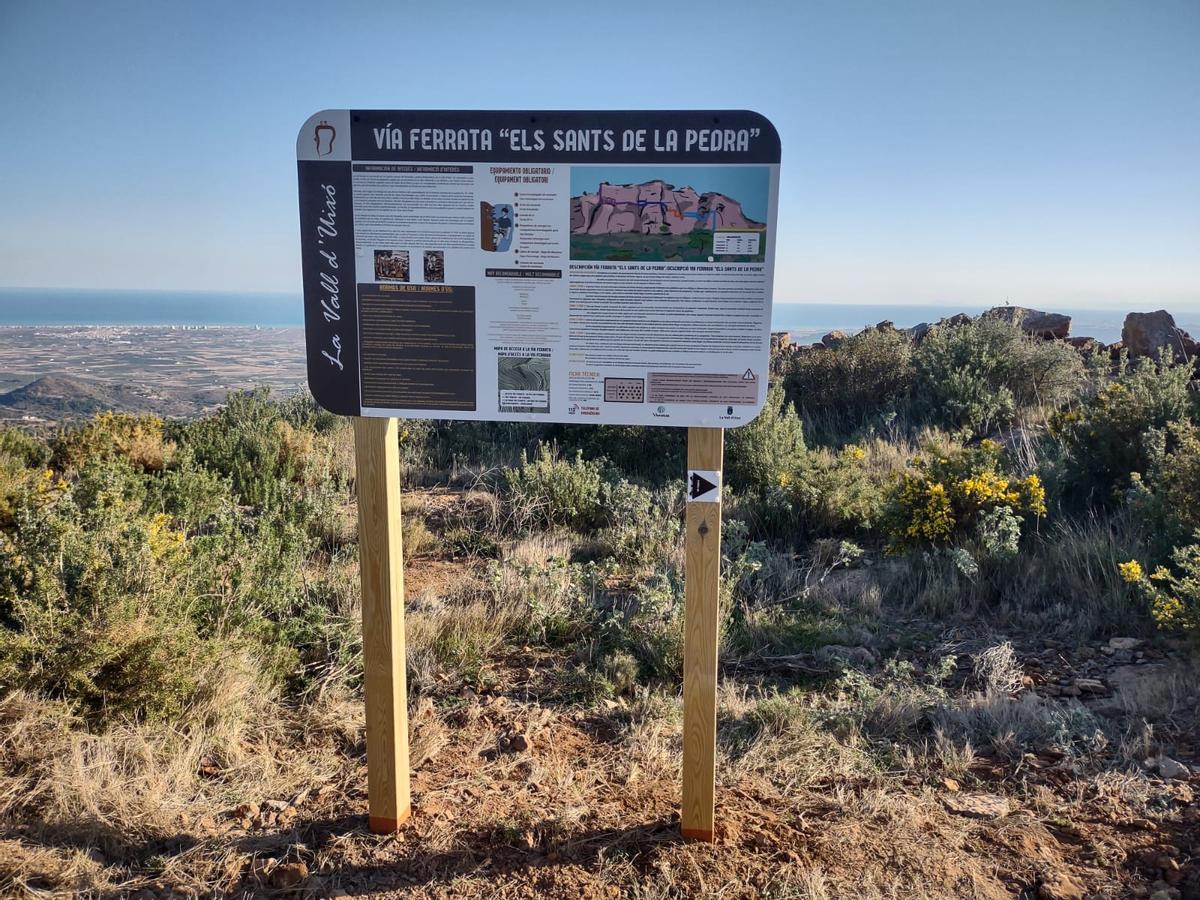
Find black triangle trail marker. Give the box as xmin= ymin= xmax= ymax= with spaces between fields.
xmin=687 ymin=469 xmax=721 ymax=503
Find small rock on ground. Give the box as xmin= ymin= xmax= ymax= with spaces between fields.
xmin=942 ymin=793 xmax=1011 ymax=819
xmin=1038 ymin=871 xmax=1085 ymax=900
xmin=270 ymin=862 xmax=309 ymax=888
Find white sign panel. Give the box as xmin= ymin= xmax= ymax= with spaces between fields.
xmin=297 ymin=110 xmax=781 ymax=428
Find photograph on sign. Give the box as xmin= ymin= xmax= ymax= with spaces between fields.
xmin=297 ymin=110 xmax=780 ymax=428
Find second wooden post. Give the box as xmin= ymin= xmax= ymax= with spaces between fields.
xmin=353 ymin=416 xmax=412 ymax=833
xmin=681 ymin=426 xmax=723 ymax=841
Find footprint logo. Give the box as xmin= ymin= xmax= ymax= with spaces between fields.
xmin=314 ymin=120 xmax=336 ymax=157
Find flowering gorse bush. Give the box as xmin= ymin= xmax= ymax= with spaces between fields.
xmin=1120 ymin=537 xmax=1200 ymax=636
xmin=884 ymin=440 xmax=1046 ymax=554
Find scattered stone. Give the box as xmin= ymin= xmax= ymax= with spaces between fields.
xmin=263 ymin=799 xmax=290 ymax=812
xmin=942 ymin=792 xmax=1011 ymax=819
xmin=1073 ymin=678 xmax=1106 ymax=694
xmin=198 ymin=754 xmax=222 ymax=777
xmin=1154 ymin=756 xmax=1190 ymax=781
xmin=290 ymin=789 xmax=310 ymax=808
xmin=942 ymin=777 xmax=961 ymax=792
xmin=1037 ymin=871 xmax=1085 ymax=900
xmin=1108 ymin=637 xmax=1143 ymax=651
xmin=236 ymin=802 xmax=259 ymax=818
xmin=270 ymin=861 xmax=309 ymax=889
xmin=507 ymin=733 xmax=531 ymax=753
xmin=816 ymin=645 xmax=877 ymax=668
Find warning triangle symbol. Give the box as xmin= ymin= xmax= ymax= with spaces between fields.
xmin=689 ymin=472 xmax=718 ymax=499
xmin=742 ymin=368 xmax=757 ymax=381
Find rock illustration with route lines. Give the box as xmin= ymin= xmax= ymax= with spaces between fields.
xmin=569 ymin=179 xmax=767 ymax=262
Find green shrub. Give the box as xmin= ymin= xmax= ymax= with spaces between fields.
xmin=788 ymin=444 xmax=892 ymax=535
xmin=556 ymin=424 xmax=685 ymax=485
xmin=726 ymin=383 xmax=806 ymax=496
xmin=596 ymin=480 xmax=680 ymax=567
xmin=1129 ymin=421 xmax=1200 ymax=542
xmin=0 ymin=427 xmax=50 ymax=468
xmin=782 ymin=327 xmax=915 ymax=428
xmin=51 ymin=412 xmax=176 ymax=473
xmin=0 ymin=396 xmax=364 ymax=723
xmin=503 ymin=443 xmax=606 ymax=531
xmin=1054 ymin=355 xmax=1196 ymax=505
xmin=914 ymin=319 xmax=1084 ymax=436
xmin=173 ymin=388 xmax=347 ymax=511
xmin=598 ymin=566 xmax=686 ymax=682
xmin=0 ymin=463 xmax=229 ymax=721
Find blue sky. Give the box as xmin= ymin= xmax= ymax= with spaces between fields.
xmin=0 ymin=0 xmax=1197 ymax=309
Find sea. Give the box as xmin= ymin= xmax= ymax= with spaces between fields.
xmin=1 ymin=288 xmax=1198 ymax=347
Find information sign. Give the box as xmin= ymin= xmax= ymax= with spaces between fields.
xmin=297 ymin=110 xmax=780 ymax=426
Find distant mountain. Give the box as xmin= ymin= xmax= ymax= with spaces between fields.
xmin=570 ymin=180 xmax=764 ymax=237
xmin=0 ymin=374 xmax=166 ymax=418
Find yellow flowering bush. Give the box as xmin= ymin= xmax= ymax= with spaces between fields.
xmin=1118 ymin=560 xmax=1144 ymax=583
xmin=1119 ymin=539 xmax=1200 ymax=636
xmin=884 ymin=440 xmax=1046 ymax=552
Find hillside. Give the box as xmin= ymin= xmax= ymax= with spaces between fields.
xmin=0 ymin=374 xmax=167 ymax=418
xmin=0 ymin=314 xmax=1197 ymax=897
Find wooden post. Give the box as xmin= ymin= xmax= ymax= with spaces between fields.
xmin=353 ymin=416 xmax=411 ymax=833
xmin=681 ymin=426 xmax=723 ymax=842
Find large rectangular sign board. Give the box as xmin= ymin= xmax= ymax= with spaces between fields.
xmin=297 ymin=110 xmax=780 ymax=427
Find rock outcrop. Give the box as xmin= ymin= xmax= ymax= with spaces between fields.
xmin=570 ymin=180 xmax=764 ymax=237
xmin=821 ymin=330 xmax=848 ymax=348
xmin=983 ymin=306 xmax=1072 ymax=339
xmin=1121 ymin=310 xmax=1198 ymax=361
